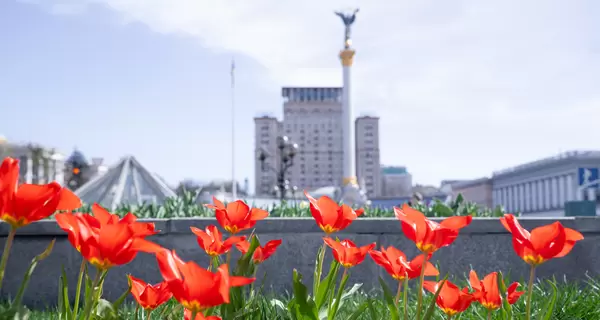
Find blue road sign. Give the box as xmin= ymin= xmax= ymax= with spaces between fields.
xmin=577 ymin=167 xmax=599 ymax=189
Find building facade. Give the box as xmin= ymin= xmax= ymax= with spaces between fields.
xmin=492 ymin=151 xmax=600 ymax=216
xmin=0 ymin=141 xmax=65 ymax=185
xmin=380 ymin=166 xmax=413 ymax=197
xmin=254 ymin=116 xmax=282 ymax=195
xmin=254 ymin=87 xmax=381 ymax=196
xmin=450 ymin=177 xmax=493 ymax=208
xmin=355 ymin=116 xmax=381 ymax=197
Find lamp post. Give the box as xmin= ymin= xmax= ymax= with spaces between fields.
xmin=258 ymin=136 xmax=299 ymax=201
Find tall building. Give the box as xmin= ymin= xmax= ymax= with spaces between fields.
xmin=254 ymin=87 xmax=381 ymax=197
xmin=254 ymin=115 xmax=282 ymax=195
xmin=355 ymin=116 xmax=381 ymax=197
xmin=380 ymin=166 xmax=413 ymax=197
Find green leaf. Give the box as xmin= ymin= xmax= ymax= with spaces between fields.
xmin=422 ymin=277 xmax=448 ymax=320
xmin=538 ymin=280 xmax=558 ymax=320
xmin=346 ymin=300 xmax=370 ymax=320
xmin=378 ymin=277 xmax=399 ymax=320
xmin=112 ymin=277 xmax=132 ymax=310
xmin=498 ymin=271 xmax=513 ymax=319
xmin=58 ymin=265 xmax=72 ymax=320
xmin=94 ymin=298 xmax=119 ymax=319
xmin=327 ymin=269 xmax=349 ymax=320
xmin=291 ymin=269 xmax=319 ymax=320
xmin=312 ymin=245 xmax=325 ymax=297
xmin=314 ymin=260 xmax=340 ymax=310
xmin=12 ymin=239 xmax=55 ymax=307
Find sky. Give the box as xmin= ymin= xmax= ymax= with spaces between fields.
xmin=1 ymin=0 xmax=599 ymax=191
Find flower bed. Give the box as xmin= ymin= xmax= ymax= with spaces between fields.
xmin=0 ymin=157 xmax=594 ymax=320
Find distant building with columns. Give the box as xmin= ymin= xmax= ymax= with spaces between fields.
xmin=491 ymin=150 xmax=600 ymax=216
xmin=0 ymin=140 xmax=65 ymax=185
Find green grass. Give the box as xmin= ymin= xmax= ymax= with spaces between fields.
xmin=71 ymin=192 xmax=506 ymax=219
xmin=15 ymin=276 xmax=600 ymax=319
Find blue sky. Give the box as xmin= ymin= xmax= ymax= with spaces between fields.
xmin=1 ymin=0 xmax=599 ymax=190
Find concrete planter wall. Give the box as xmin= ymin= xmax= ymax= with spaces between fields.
xmin=1 ymin=217 xmax=598 ymax=308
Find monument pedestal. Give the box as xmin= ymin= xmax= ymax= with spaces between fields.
xmin=339 ymin=178 xmax=369 ymax=207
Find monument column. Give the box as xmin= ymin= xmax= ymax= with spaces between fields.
xmin=336 ymin=9 xmax=368 ymax=206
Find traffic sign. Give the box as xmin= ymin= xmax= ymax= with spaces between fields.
xmin=578 ymin=167 xmax=599 ymax=189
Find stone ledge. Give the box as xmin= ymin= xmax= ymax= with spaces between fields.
xmin=2 ymin=217 xmax=599 ymax=236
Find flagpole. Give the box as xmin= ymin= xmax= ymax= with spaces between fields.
xmin=231 ymin=58 xmax=237 ymax=199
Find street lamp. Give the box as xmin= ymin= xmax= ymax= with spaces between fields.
xmin=258 ymin=136 xmax=299 ymax=201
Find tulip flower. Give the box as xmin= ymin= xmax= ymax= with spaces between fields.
xmin=305 ymin=191 xmax=363 ymax=234
xmin=236 ymin=239 xmax=282 ymax=264
xmin=184 ymin=309 xmax=221 ymax=320
xmin=128 ymin=275 xmax=172 ymax=311
xmin=469 ymin=270 xmax=524 ymax=314
xmin=394 ymin=203 xmax=471 ymax=319
xmin=0 ymin=157 xmax=81 ymax=291
xmin=423 ymin=280 xmax=474 ymax=317
xmin=369 ymin=246 xmax=438 ymax=281
xmin=156 ymin=249 xmax=255 ymax=316
xmin=56 ymin=212 xmax=162 ymax=270
xmin=323 ymin=238 xmax=374 ymax=268
xmin=500 ymin=214 xmax=583 ymax=267
xmin=500 ymin=214 xmax=583 ymax=320
xmin=394 ymin=204 xmax=472 ymax=255
xmin=80 ymin=222 xmax=163 ymax=270
xmin=91 ymin=203 xmax=158 ymax=236
xmin=205 ymin=197 xmax=268 ymax=234
xmin=191 ymin=225 xmax=245 ymax=258
xmin=370 ymin=246 xmax=439 ymax=312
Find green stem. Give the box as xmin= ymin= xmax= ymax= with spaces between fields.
xmin=313 ymin=242 xmax=327 ymax=295
xmin=146 ymin=308 xmax=152 ymax=320
xmin=403 ymin=276 xmax=409 ymax=320
xmin=72 ymin=259 xmax=86 ymax=320
xmin=525 ymin=265 xmax=536 ymax=320
xmin=83 ymin=269 xmax=107 ymax=320
xmin=225 ymin=251 xmax=232 ymax=269
xmin=134 ymin=304 xmax=139 ymax=320
xmin=0 ymin=226 xmax=17 ymax=292
xmin=395 ymin=280 xmax=402 ymax=305
xmin=190 ymin=310 xmax=197 ymax=320
xmin=487 ymin=309 xmax=492 ymax=320
xmin=415 ymin=253 xmax=428 ymax=320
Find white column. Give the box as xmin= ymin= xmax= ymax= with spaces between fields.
xmin=532 ymin=181 xmax=538 ymax=211
xmin=566 ymin=174 xmax=574 ymax=201
xmin=341 ymin=64 xmax=355 ymax=182
xmin=26 ymin=156 xmax=33 ymax=183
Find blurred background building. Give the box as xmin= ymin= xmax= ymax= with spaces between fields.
xmin=254 ymin=87 xmax=381 ymax=197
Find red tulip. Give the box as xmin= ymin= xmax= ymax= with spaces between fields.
xmin=323 ymin=238 xmax=374 ymax=268
xmin=394 ymin=204 xmax=471 ymax=254
xmin=184 ymin=309 xmax=221 ymax=320
xmin=236 ymin=239 xmax=282 ymax=264
xmin=191 ymin=225 xmax=245 ymax=257
xmin=469 ymin=270 xmax=524 ymax=310
xmin=156 ymin=249 xmax=254 ymax=314
xmin=128 ymin=275 xmax=172 ymax=310
xmin=369 ymin=246 xmax=438 ymax=281
xmin=205 ymin=197 xmax=268 ymax=234
xmin=91 ymin=203 xmax=158 ymax=236
xmin=423 ymin=280 xmax=474 ymax=317
xmin=500 ymin=214 xmax=584 ymax=266
xmin=56 ymin=211 xmax=162 ymax=270
xmin=0 ymin=157 xmax=81 ymax=228
xmin=305 ymin=191 xmax=364 ymax=234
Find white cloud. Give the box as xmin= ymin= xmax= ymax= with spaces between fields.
xmin=28 ymin=0 xmax=600 ymax=185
